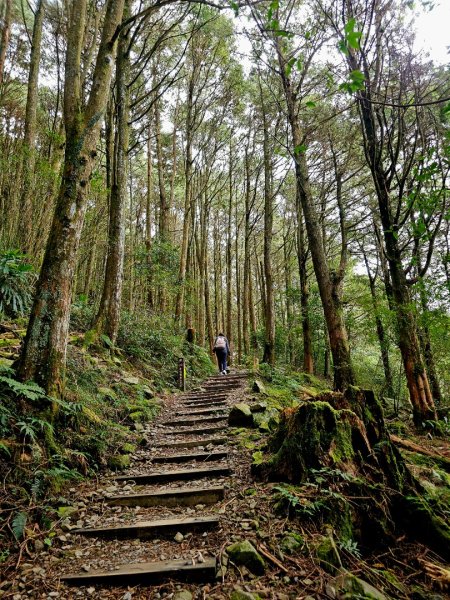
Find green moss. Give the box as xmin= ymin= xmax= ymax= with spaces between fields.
xmin=315 ymin=533 xmax=342 ymax=574
xmin=108 ymin=454 xmax=130 ymax=470
xmin=128 ymin=411 xmax=144 ymax=422
xmin=120 ymin=443 xmax=136 ymax=454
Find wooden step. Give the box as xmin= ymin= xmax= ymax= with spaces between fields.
xmin=61 ymin=557 xmax=217 ymax=586
xmin=113 ymin=465 xmax=230 ymax=484
xmin=162 ymin=415 xmax=226 ymax=426
xmin=72 ymin=515 xmax=219 ymax=539
xmin=106 ymin=486 xmax=225 ymax=507
xmin=181 ymin=394 xmax=227 ymax=401
xmin=176 ymin=407 xmax=227 ymax=416
xmin=155 ymin=437 xmax=227 ymax=449
xmin=165 ymin=425 xmax=226 ymax=436
xmin=181 ymin=398 xmax=228 ymax=407
xmin=151 ymin=450 xmax=228 ymax=463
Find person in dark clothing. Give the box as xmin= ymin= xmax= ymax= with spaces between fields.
xmin=213 ymin=332 xmax=230 ymax=375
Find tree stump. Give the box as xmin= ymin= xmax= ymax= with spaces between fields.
xmin=253 ymin=387 xmax=450 ymax=559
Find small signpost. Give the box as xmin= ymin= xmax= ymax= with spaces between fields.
xmin=178 ymin=357 xmax=186 ymax=391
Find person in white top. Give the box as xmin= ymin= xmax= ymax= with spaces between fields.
xmin=213 ymin=332 xmax=230 ymax=375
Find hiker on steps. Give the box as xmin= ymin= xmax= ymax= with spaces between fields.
xmin=213 ymin=332 xmax=230 ymax=375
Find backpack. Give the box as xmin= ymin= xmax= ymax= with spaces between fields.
xmin=215 ymin=335 xmax=226 ymax=350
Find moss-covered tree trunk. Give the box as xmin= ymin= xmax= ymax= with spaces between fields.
xmin=17 ymin=0 xmax=125 ymax=396
xmin=92 ymin=2 xmax=130 ymax=345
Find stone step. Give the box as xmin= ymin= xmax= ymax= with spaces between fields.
xmin=162 ymin=415 xmax=227 ymax=426
xmin=151 ymin=450 xmax=228 ymax=463
xmin=164 ymin=425 xmax=226 ymax=436
xmin=155 ymin=437 xmax=227 ymax=449
xmin=106 ymin=486 xmax=225 ymax=508
xmin=61 ymin=557 xmax=217 ymax=586
xmin=176 ymin=407 xmax=227 ymax=416
xmin=113 ymin=465 xmax=230 ymax=485
xmin=72 ymin=515 xmax=220 ymax=539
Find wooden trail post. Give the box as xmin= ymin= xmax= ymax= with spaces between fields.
xmin=178 ymin=357 xmax=186 ymax=391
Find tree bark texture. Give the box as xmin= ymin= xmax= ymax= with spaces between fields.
xmin=17 ymin=0 xmax=125 ymax=395
xmin=92 ymin=2 xmax=130 ymax=344
xmin=0 ymin=0 xmax=12 ymax=86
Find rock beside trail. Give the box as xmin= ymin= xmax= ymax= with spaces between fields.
xmin=230 ymin=590 xmax=262 ymax=600
xmin=107 ymin=454 xmax=131 ymax=470
xmin=226 ymin=540 xmax=266 ymax=575
xmin=334 ymin=572 xmax=386 ymax=600
xmin=173 ymin=591 xmax=193 ymax=600
xmin=122 ymin=375 xmax=140 ymax=385
xmin=280 ymin=532 xmax=304 ymax=554
xmin=228 ymin=403 xmax=253 ymax=427
xmin=252 ymin=380 xmax=266 ymax=394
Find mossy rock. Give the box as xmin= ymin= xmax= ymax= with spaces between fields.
xmin=230 ymin=590 xmax=262 ymax=600
xmin=128 ymin=411 xmax=145 ymax=422
xmin=250 ymin=402 xmax=267 ymax=413
xmin=335 ymin=573 xmax=386 ymax=600
xmin=173 ymin=591 xmax=193 ymax=600
xmin=280 ymin=532 xmax=304 ymax=554
xmin=108 ymin=454 xmax=131 ymax=470
xmin=123 ymin=375 xmax=140 ymax=385
xmin=252 ymin=380 xmax=266 ymax=394
xmin=315 ymin=533 xmax=341 ymax=574
xmin=226 ymin=540 xmax=266 ymax=575
xmin=98 ymin=387 xmax=116 ymax=400
xmin=229 ymin=403 xmax=253 ymax=427
xmin=120 ymin=443 xmax=136 ymax=454
xmin=142 ymin=385 xmax=155 ymax=399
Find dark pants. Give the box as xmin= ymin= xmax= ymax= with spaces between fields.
xmin=216 ymin=349 xmax=227 ymax=372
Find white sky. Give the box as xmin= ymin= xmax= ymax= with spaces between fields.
xmin=414 ymin=1 xmax=450 ymax=65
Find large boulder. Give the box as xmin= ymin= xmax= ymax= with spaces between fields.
xmin=252 ymin=380 xmax=266 ymax=394
xmin=229 ymin=403 xmax=253 ymax=427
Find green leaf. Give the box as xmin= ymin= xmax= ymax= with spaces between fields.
xmin=12 ymin=511 xmax=27 ymax=540
xmin=339 ymin=69 xmax=365 ymax=94
xmin=294 ymin=143 xmax=307 ymax=155
xmin=285 ymin=57 xmax=296 ymax=77
xmin=229 ymin=0 xmax=239 ymax=16
xmin=305 ymin=101 xmax=316 ymax=108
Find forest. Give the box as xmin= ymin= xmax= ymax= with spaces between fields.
xmin=0 ymin=0 xmax=450 ymax=597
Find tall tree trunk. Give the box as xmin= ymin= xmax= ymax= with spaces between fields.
xmin=276 ymin=38 xmax=353 ymax=389
xmin=346 ymin=45 xmax=436 ymax=422
xmin=260 ymin=93 xmax=275 ymax=366
xmin=295 ymin=194 xmax=314 ymax=373
xmin=242 ymin=149 xmax=251 ymax=357
xmin=146 ymin=119 xmax=154 ymax=309
xmin=17 ymin=0 xmax=125 ymax=395
xmin=174 ymin=72 xmax=194 ymax=320
xmin=0 ymin=0 xmax=12 ymax=85
xmin=92 ymin=2 xmax=130 ymax=344
xmin=363 ymin=252 xmax=395 ymax=399
xmin=226 ymin=146 xmax=233 ymax=356
xmin=20 ymin=0 xmax=45 ymax=252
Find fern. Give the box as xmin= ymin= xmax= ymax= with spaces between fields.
xmin=16 ymin=420 xmax=38 ymax=443
xmin=0 ymin=441 xmax=11 ymax=456
xmin=339 ymin=538 xmax=362 ymax=558
xmin=12 ymin=511 xmax=27 ymax=540
xmin=0 ymin=376 xmax=47 ymax=402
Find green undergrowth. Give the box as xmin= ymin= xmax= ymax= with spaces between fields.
xmin=257 ymin=363 xmax=330 ymax=407
xmin=0 ymin=311 xmax=215 ymax=560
